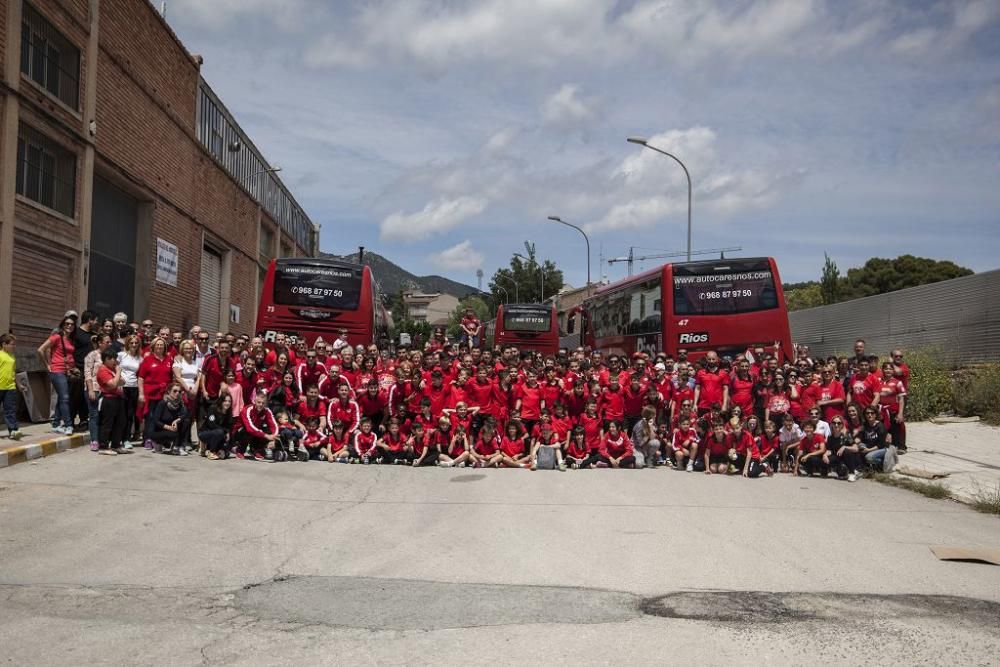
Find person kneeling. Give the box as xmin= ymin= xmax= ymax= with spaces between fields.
xmin=795 ymin=421 xmax=827 ymax=477
xmin=702 ymin=419 xmax=730 ymax=475
xmin=599 ymin=422 xmax=636 ymax=469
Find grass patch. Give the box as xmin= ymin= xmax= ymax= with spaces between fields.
xmin=869 ymin=472 xmax=951 ymax=500
xmin=969 ymin=484 xmax=1000 ymax=516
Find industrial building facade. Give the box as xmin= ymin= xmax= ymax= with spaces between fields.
xmin=0 ymin=0 xmax=317 ymax=366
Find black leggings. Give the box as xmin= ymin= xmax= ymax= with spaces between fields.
xmin=381 ymin=449 xmax=412 ymax=464
xmin=122 ymin=387 xmax=139 ymax=439
xmin=150 ymin=423 xmax=189 ymax=452
xmin=200 ymin=427 xmax=228 ymax=453
xmin=98 ymin=396 xmax=126 ymax=449
xmin=235 ymin=430 xmax=270 ymax=456
xmin=580 ymin=453 xmax=636 ymax=468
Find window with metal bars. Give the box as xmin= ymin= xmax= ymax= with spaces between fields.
xmin=16 ymin=124 xmax=77 ymax=217
xmin=20 ymin=2 xmax=81 ymax=110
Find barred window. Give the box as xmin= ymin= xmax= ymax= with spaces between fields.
xmin=16 ymin=124 xmax=77 ymax=217
xmin=20 ymin=3 xmax=80 ymax=109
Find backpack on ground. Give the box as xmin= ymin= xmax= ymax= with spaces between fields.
xmin=535 ymin=446 xmax=557 ymax=470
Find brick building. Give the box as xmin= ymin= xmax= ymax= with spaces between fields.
xmin=0 ymin=0 xmax=317 ymax=367
xmin=402 ymin=291 xmax=459 ymax=326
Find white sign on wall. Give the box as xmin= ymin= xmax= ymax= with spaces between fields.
xmin=155 ymin=238 xmax=178 ymax=287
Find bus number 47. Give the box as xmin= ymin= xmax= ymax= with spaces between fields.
xmin=677 ymin=319 xmax=689 ymax=326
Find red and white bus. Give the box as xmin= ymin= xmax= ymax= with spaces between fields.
xmin=255 ymin=257 xmax=391 ymax=348
xmin=580 ymin=257 xmax=793 ymax=362
xmin=486 ymin=303 xmax=559 ymax=356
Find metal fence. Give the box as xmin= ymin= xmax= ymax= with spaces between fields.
xmin=789 ymin=269 xmax=1000 ymax=364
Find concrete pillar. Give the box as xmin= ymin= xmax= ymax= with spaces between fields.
xmin=77 ymin=0 xmax=101 ymax=309
xmin=0 ymin=0 xmax=24 ymax=333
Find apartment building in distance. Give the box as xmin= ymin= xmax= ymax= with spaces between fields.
xmin=402 ymin=291 xmax=459 ymax=326
xmin=0 ymin=0 xmax=317 ymax=368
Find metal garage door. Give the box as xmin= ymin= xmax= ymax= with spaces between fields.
xmin=199 ymin=246 xmax=222 ymax=332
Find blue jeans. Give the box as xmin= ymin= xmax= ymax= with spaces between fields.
xmin=49 ymin=372 xmax=71 ymax=429
xmin=87 ymin=393 xmax=101 ymax=443
xmin=865 ymin=448 xmax=886 ymax=469
xmin=0 ymin=389 xmax=18 ymax=433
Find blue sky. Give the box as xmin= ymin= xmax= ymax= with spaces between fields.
xmin=166 ymin=0 xmax=1000 ymax=286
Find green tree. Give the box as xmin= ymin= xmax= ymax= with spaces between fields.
xmin=842 ymin=255 xmax=973 ymax=298
xmin=820 ymin=253 xmax=841 ymax=305
xmin=785 ymin=283 xmax=823 ymax=311
xmin=489 ymin=244 xmax=564 ymax=304
xmin=446 ymin=295 xmax=492 ymax=337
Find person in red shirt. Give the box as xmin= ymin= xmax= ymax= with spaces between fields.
xmin=728 ymin=418 xmax=755 ymax=475
xmin=795 ymin=420 xmax=827 ymax=476
xmin=578 ymin=399 xmax=603 ymax=453
xmin=376 ymin=418 xmax=411 ymax=464
xmin=352 ymin=418 xmax=378 ymax=463
xmin=96 ymin=349 xmax=129 ymax=454
xmin=412 ymin=421 xmax=447 ymax=467
xmin=324 ymin=419 xmax=351 ymax=462
xmin=671 ymin=415 xmax=700 ymax=471
xmin=386 ymin=369 xmax=414 ymax=419
xmin=562 ymin=381 xmax=589 ymax=420
xmin=318 ymin=365 xmax=353 ymax=402
xmin=470 ymin=419 xmax=503 ymax=468
xmin=622 ymin=374 xmax=646 ymax=434
xmin=499 ymin=421 xmax=531 ymax=468
xmin=237 ymin=390 xmax=279 ymax=462
xmin=599 ymin=375 xmax=626 ymax=428
xmin=549 ymin=402 xmax=573 ymax=443
xmin=296 ymin=384 xmax=328 ymax=433
xmin=442 ymin=420 xmax=472 ymax=468
xmin=459 ymin=308 xmax=482 ymax=349
xmin=702 ymin=420 xmax=731 ymax=475
xmin=137 ymin=337 xmax=173 ymax=449
xmin=563 ymin=427 xmax=589 ymax=469
xmin=513 ymin=370 xmax=543 ymax=432
xmin=694 ymin=353 xmax=729 ymax=414
xmin=326 ymin=384 xmax=361 ymax=437
xmin=539 ymin=367 xmax=564 ymax=410
xmin=356 ymin=379 xmax=388 ymax=433
xmin=815 ymin=365 xmax=846 ymax=423
xmin=757 ymin=419 xmax=780 ymax=476
xmin=878 ymin=361 xmax=907 ymax=452
xmin=728 ymin=359 xmax=755 ymax=417
xmin=596 ymin=421 xmax=635 ymax=469
xmin=848 ymin=359 xmax=881 ymax=409
xmin=530 ymin=421 xmax=566 ymax=470
xmin=299 ymin=416 xmax=327 ymax=461
xmin=464 ymin=367 xmax=495 ymax=426
xmin=421 ymin=370 xmax=454 ymax=419
xmin=443 ymin=401 xmax=479 ymax=436
xmin=296 ymin=350 xmax=327 ymax=394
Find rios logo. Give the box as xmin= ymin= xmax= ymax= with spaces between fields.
xmin=678 ymin=332 xmax=710 ymax=345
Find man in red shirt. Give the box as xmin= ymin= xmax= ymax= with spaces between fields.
xmin=694 ymin=352 xmax=729 ymax=415
xmin=421 ymin=370 xmax=453 ymax=418
xmin=199 ymin=341 xmax=235 ymax=406
xmin=513 ymin=370 xmax=543 ymax=431
xmin=327 ymin=384 xmax=361 ymax=436
xmin=599 ymin=375 xmax=626 ymax=428
xmin=356 ymin=379 xmax=388 ymax=432
xmin=848 ymin=358 xmax=881 ymax=409
xmin=815 ymin=366 xmax=846 ymax=422
xmin=296 ymin=350 xmax=327 ymax=394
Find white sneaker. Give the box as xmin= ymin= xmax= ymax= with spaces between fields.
xmin=122 ymin=442 xmax=133 ymax=450
xmin=686 ymin=462 xmax=694 ymax=472
xmin=177 ymin=447 xmax=189 ymax=456
xmin=62 ymin=426 xmax=74 ymax=435
xmin=847 ymin=472 xmax=857 ymax=483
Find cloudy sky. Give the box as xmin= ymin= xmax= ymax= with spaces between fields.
xmin=166 ymin=0 xmax=1000 ymax=287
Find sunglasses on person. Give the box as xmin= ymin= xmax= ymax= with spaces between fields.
xmin=197 ymin=336 xmax=209 ymax=342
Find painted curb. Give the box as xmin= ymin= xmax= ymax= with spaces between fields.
xmin=0 ymin=434 xmax=87 ymax=468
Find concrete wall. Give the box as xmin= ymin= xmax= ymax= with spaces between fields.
xmin=789 ymin=269 xmax=1000 ymax=364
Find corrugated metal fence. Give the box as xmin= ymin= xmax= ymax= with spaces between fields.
xmin=789 ymin=269 xmax=1000 ymax=364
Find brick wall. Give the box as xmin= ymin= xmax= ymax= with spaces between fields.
xmin=5 ymin=0 xmax=312 ymax=350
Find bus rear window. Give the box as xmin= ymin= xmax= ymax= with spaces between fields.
xmin=274 ymin=264 xmax=362 ymax=310
xmin=672 ymin=260 xmax=779 ymax=315
xmin=503 ymin=306 xmax=551 ymax=332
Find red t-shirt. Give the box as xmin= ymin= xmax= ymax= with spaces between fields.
xmin=381 ymin=431 xmax=407 ymax=452
xmin=356 ymin=390 xmax=387 ymax=418
xmin=671 ymin=427 xmax=699 ymax=451
xmin=137 ymin=355 xmax=173 ymax=401
xmin=695 ymin=369 xmax=729 ymax=410
xmin=578 ymin=413 xmax=602 ymax=451
xmin=96 ymin=364 xmax=122 ymax=398
xmin=601 ymin=433 xmax=633 ymax=459
xmin=818 ymin=380 xmax=846 ymax=422
xmin=515 ymin=383 xmax=543 ymax=420
xmin=354 ymin=431 xmax=377 ymax=457
xmin=599 ymin=388 xmax=625 ymax=421
xmin=474 ymin=433 xmax=500 ymax=456
xmin=705 ymin=433 xmax=729 ymax=457
xmin=879 ymin=378 xmax=906 ymax=412
xmin=729 ymin=375 xmax=755 ymax=414
xmin=849 ymin=373 xmax=881 ymax=408
xmin=46 ymin=334 xmax=74 ymax=373
xmin=800 ymin=432 xmax=826 ymax=454
xmin=296 ymin=397 xmax=328 ymax=423
xmin=500 ymin=435 xmax=526 ymax=458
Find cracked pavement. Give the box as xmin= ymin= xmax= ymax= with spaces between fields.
xmin=1 ymin=446 xmax=999 ymax=665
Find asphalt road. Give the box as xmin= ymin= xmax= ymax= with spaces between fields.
xmin=1 ymin=449 xmax=999 ymax=666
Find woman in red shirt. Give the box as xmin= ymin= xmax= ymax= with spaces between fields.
xmin=37 ymin=316 xmax=76 ymax=434
xmin=138 ymin=337 xmax=172 ymax=449
xmin=878 ymin=361 xmax=908 ymax=452
xmin=598 ymin=421 xmax=635 ymax=469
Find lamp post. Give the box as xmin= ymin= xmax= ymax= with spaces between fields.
xmin=494 ymin=285 xmax=508 ymax=304
xmin=547 ymin=215 xmax=590 ymax=294
xmin=626 ymin=137 xmax=692 ymax=262
xmin=514 ymin=252 xmax=545 ymax=302
xmin=497 ymin=274 xmax=518 ymax=303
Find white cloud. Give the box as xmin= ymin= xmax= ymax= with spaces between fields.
xmin=586 ymin=197 xmax=679 ymax=233
xmin=542 ymin=84 xmax=594 ymax=125
xmin=379 ymin=196 xmax=488 ymax=242
xmin=429 ymin=240 xmax=485 ymax=271
xmin=890 ymin=28 xmax=937 ymax=55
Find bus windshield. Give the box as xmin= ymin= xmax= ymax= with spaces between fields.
xmin=503 ymin=305 xmax=552 ymax=332
xmin=672 ymin=259 xmax=778 ymax=316
xmin=273 ymin=263 xmax=362 ymax=311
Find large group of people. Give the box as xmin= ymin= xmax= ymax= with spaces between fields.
xmin=31 ymin=309 xmax=910 ymax=479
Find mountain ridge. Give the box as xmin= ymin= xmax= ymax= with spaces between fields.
xmin=320 ymin=250 xmax=478 ymax=299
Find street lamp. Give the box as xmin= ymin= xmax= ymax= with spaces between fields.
xmin=496 ymin=273 xmax=518 ymax=303
xmin=547 ymin=215 xmax=590 ymax=293
xmin=494 ymin=285 xmax=508 ymax=304
xmin=513 ymin=252 xmax=546 ymax=302
xmin=627 ymin=137 xmax=692 ymax=262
